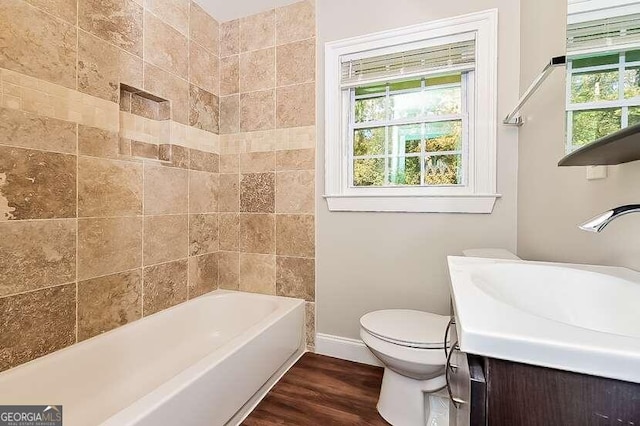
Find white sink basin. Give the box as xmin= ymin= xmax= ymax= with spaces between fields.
xmin=471 ymin=263 xmax=640 ymax=339
xmin=448 ymin=256 xmax=640 ymax=383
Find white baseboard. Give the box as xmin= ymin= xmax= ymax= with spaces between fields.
xmin=315 ymin=333 xmax=383 ymax=367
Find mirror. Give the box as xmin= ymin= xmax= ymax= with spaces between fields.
xmin=566 ymin=0 xmax=640 ymax=152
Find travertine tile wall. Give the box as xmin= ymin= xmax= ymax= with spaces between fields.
xmin=0 ymin=0 xmax=221 ymax=371
xmin=217 ymin=0 xmax=317 ymax=349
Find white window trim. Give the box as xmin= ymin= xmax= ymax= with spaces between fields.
xmin=323 ymin=9 xmax=500 ymax=213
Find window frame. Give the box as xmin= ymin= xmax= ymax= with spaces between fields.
xmin=565 ymin=50 xmax=640 ymax=152
xmin=323 ymin=9 xmax=500 ymax=213
xmin=347 ymin=73 xmax=472 ymax=193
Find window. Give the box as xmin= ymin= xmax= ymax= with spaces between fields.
xmin=324 ymin=10 xmax=499 ymax=213
xmin=566 ymin=13 xmax=640 ymax=152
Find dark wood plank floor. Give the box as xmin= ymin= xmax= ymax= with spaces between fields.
xmin=242 ymin=353 xmax=389 ymax=425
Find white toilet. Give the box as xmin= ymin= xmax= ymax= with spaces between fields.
xmin=360 ymin=309 xmax=451 ymax=426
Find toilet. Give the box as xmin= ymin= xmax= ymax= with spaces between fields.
xmin=361 ymin=249 xmax=521 ymax=425
xmin=360 ymin=309 xmax=451 ymax=426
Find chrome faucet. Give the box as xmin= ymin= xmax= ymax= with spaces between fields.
xmin=579 ymin=204 xmax=640 ymax=233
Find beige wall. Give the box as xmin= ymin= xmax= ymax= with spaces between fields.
xmin=316 ymin=0 xmax=521 ymax=340
xmin=517 ymin=0 xmax=640 ymax=269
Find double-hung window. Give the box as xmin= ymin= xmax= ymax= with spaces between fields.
xmin=566 ymin=13 xmax=640 ymax=152
xmin=324 ymin=10 xmax=499 ymax=213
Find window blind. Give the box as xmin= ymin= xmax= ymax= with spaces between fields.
xmin=340 ymin=39 xmax=475 ymax=88
xmin=567 ymin=13 xmax=640 ymax=55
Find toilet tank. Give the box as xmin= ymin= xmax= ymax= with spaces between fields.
xmin=461 ymin=248 xmax=521 ymax=260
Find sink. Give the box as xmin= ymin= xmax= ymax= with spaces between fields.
xmin=447 ymin=256 xmax=640 ymax=384
xmin=471 ymin=263 xmax=640 ymax=338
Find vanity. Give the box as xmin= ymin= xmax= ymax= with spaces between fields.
xmin=446 ymin=256 xmax=640 ymax=426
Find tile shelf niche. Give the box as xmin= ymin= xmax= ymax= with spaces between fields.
xmin=559 ymin=122 xmax=640 ymax=166
xmin=118 ymin=84 xmax=174 ymax=164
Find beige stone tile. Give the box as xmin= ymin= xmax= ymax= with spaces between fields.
xmin=218 ymin=251 xmax=239 ymax=290
xmin=275 ymin=126 xmax=316 ymax=150
xmin=239 ymin=253 xmax=275 ymax=295
xmin=144 ymin=163 xmax=188 ymax=214
xmin=143 ymin=259 xmax=188 ymax=315
xmin=276 ymin=170 xmax=314 ymax=214
xmin=189 ymin=213 xmax=218 ymax=256
xmin=131 ymin=94 xmax=166 ymax=120
xmin=78 ymin=270 xmax=142 ymax=341
xmin=218 ymin=173 xmax=239 ymax=212
xmin=190 ymin=1 xmax=219 ymax=55
xmin=220 ymin=20 xmax=239 ymax=57
xmin=305 ymin=301 xmax=315 ymax=349
xmin=240 ymin=172 xmax=275 ymax=213
xmin=78 ymin=125 xmax=122 ymax=159
xmin=240 ymin=213 xmax=275 ymax=254
xmin=276 ymin=256 xmax=314 ymax=301
xmin=78 ymin=217 xmax=143 ymax=280
xmin=0 ymin=108 xmax=76 ymax=154
xmin=144 ymin=12 xmax=188 ymax=79
xmin=219 ymin=213 xmax=239 ymax=251
xmin=190 ymin=149 xmax=219 ymax=173
xmin=131 ymin=141 xmax=158 ymax=159
xmin=277 ymin=38 xmax=315 ymax=86
xmin=188 ymin=253 xmax=218 ymax=298
xmin=25 ymin=0 xmax=77 ymax=24
xmin=0 ymin=220 xmax=75 ymax=297
xmin=119 ymin=49 xmax=144 ymax=88
xmin=239 ymin=9 xmax=275 ymax=52
xmin=0 ymin=284 xmax=75 ymax=372
xmin=276 ymin=83 xmax=315 ymax=128
xmin=144 ymin=0 xmax=189 ymax=36
xmin=220 ymin=154 xmax=239 ymax=173
xmin=239 ymin=48 xmax=275 ymax=93
xmin=189 ymin=41 xmax=218 ymax=94
xmin=189 ymin=85 xmax=219 ymax=134
xmin=276 ymin=148 xmax=315 ymax=170
xmin=144 ymin=63 xmax=190 ymax=124
xmin=144 ymin=215 xmax=188 ymax=265
xmin=78 ymin=156 xmax=143 ymax=217
xmin=240 ymin=90 xmax=275 ymax=132
xmin=276 ymin=214 xmax=314 ymax=257
xmin=78 ymin=30 xmax=120 ymax=103
xmin=189 ymin=171 xmax=218 ymax=213
xmin=220 ymin=55 xmax=239 ymax=96
xmin=276 ymin=0 xmax=315 ymax=45
xmin=0 ymin=146 xmax=76 ymax=221
xmin=220 ymin=95 xmax=240 ymax=134
xmin=79 ymin=0 xmax=143 ymax=56
xmin=159 ymin=144 xmax=190 ymax=169
xmin=0 ymin=0 xmax=77 ymax=89
xmin=240 ymin=152 xmax=275 ymax=173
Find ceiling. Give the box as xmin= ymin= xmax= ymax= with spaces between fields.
xmin=195 ymin=0 xmax=301 ymax=22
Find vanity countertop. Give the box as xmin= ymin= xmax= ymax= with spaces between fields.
xmin=447 ymin=256 xmax=640 ymax=383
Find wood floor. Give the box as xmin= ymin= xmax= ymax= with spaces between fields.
xmin=242 ymin=353 xmax=390 ymax=425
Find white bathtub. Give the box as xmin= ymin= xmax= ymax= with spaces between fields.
xmin=0 ymin=290 xmax=305 ymax=426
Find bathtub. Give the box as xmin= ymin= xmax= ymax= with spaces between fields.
xmin=0 ymin=290 xmax=305 ymax=426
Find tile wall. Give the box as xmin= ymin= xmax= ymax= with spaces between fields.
xmin=0 ymin=0 xmax=221 ymax=372
xmin=0 ymin=0 xmax=316 ymax=372
xmin=217 ymin=0 xmax=317 ymax=349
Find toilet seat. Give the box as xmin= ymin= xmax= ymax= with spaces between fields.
xmin=360 ymin=309 xmax=451 ymax=349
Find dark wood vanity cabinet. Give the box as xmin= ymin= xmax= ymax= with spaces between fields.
xmin=468 ymin=356 xmax=640 ymax=426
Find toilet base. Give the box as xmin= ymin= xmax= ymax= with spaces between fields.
xmin=377 ymin=368 xmax=447 ymax=426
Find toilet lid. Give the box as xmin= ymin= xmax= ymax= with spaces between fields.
xmin=360 ymin=310 xmax=451 ymax=349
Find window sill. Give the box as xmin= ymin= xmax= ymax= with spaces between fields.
xmin=323 ymin=193 xmax=501 ymax=213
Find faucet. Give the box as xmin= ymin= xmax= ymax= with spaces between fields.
xmin=579 ymin=204 xmax=640 ymax=233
